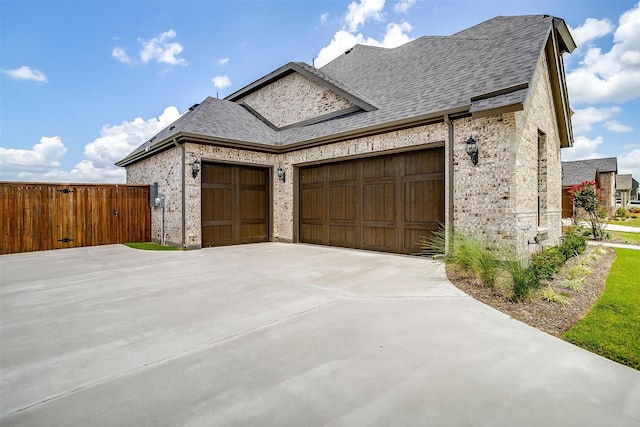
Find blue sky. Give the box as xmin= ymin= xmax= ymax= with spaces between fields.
xmin=1 ymin=0 xmax=639 ymax=182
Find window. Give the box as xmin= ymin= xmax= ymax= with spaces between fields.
xmin=537 ymin=130 xmax=547 ymax=228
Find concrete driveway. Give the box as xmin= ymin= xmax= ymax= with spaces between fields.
xmin=1 ymin=243 xmax=639 ymax=426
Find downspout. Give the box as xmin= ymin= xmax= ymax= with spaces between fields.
xmin=443 ymin=114 xmax=455 ymax=254
xmin=173 ymin=138 xmax=186 ymax=249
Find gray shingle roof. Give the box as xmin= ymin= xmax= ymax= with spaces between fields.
xmin=616 ymin=174 xmax=632 ymax=190
xmin=118 ymin=15 xmax=573 ymax=166
xmin=562 ymin=157 xmax=618 ymax=187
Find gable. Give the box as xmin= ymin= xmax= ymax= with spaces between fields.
xmin=237 ymin=72 xmax=357 ymax=128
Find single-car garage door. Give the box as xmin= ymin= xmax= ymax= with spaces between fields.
xmin=202 ymin=163 xmax=269 ymax=247
xmin=300 ymin=147 xmax=444 ymax=254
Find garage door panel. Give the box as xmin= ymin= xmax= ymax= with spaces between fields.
xmin=363 ymin=157 xmax=395 ymax=179
xmin=202 ymin=188 xmax=232 ymax=221
xmin=329 ymin=225 xmax=356 ymax=246
xmin=329 ymin=185 xmax=355 ymax=221
xmin=240 ymin=223 xmax=268 ymax=241
xmin=301 ymin=188 xmax=324 ymax=221
xmin=201 ymin=163 xmax=268 ymax=247
xmin=405 ymin=149 xmax=444 ymax=175
xmin=329 ymin=162 xmax=356 ymax=182
xmin=202 ymin=225 xmax=232 ymax=245
xmin=239 ymin=167 xmax=267 ymax=186
xmin=300 ymin=166 xmax=325 ymax=185
xmin=363 ymin=183 xmax=395 ymax=222
xmin=240 ymin=189 xmax=267 ymax=220
xmin=301 ymin=223 xmax=324 ymax=243
xmin=403 ymin=181 xmax=443 ymax=223
xmin=203 ymin=164 xmax=232 ymax=184
xmin=404 ymin=225 xmax=439 ymax=252
xmin=300 ymin=147 xmax=444 ymax=254
xmin=363 ymin=226 xmax=396 ymax=250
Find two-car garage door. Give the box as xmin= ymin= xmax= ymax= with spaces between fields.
xmin=300 ymin=147 xmax=444 ymax=254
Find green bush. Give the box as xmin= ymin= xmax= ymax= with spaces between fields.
xmin=616 ymin=207 xmax=629 ymax=219
xmin=527 ymin=247 xmax=565 ymax=283
xmin=559 ymin=228 xmax=588 ymax=260
xmin=501 ymin=257 xmax=538 ymax=301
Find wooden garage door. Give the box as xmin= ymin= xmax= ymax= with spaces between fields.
xmin=201 ymin=163 xmax=269 ymax=247
xmin=300 ymin=147 xmax=444 ymax=254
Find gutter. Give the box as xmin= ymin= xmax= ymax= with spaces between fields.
xmin=116 ymin=106 xmax=472 ymax=168
xmin=443 ymin=114 xmax=455 ymax=255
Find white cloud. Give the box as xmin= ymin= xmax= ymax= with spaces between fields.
xmin=571 ymin=106 xmax=621 ymax=133
xmin=0 ymin=107 xmax=181 ymax=183
xmin=2 ymin=66 xmax=47 ymax=83
xmin=604 ymin=120 xmax=633 ymax=132
xmin=394 ymin=0 xmax=416 ymax=13
xmin=345 ymin=0 xmax=385 ymax=32
xmin=212 ymin=75 xmax=231 ymax=89
xmin=567 ymin=3 xmax=640 ymax=104
xmin=569 ymin=18 xmax=614 ymax=47
xmin=112 ymin=47 xmax=132 ymax=64
xmin=618 ymin=148 xmax=640 ymax=178
xmin=0 ymin=137 xmax=66 ymax=172
xmin=320 ymin=13 xmax=330 ymax=24
xmin=84 ymin=106 xmax=181 ymax=167
xmin=315 ymin=21 xmax=413 ymax=67
xmin=217 ymin=57 xmax=230 ymax=65
xmin=139 ymin=30 xmax=187 ymax=66
xmin=561 ymin=135 xmax=605 ymax=161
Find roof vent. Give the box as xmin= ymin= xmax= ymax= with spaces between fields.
xmin=188 ymin=103 xmax=199 ymax=111
xmin=169 ymin=125 xmax=175 ymax=131
xmin=344 ymin=48 xmax=353 ymax=55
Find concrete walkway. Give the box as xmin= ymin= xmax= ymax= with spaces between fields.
xmin=1 ymin=243 xmax=639 ymax=426
xmin=588 ymin=241 xmax=640 ymax=250
xmin=603 ymin=223 xmax=640 ymax=233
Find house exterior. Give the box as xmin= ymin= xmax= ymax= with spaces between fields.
xmin=616 ymin=174 xmax=638 ymax=207
xmin=561 ymin=157 xmax=617 ymax=218
xmin=116 ymin=15 xmax=576 ymax=257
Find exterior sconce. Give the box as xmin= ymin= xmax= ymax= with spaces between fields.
xmin=276 ymin=166 xmax=286 ymax=182
xmin=466 ymin=136 xmax=479 ymax=165
xmin=192 ymin=158 xmax=201 ymax=178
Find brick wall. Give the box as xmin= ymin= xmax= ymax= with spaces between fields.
xmin=238 ymin=72 xmax=355 ymax=128
xmin=124 ymin=50 xmax=564 ymax=258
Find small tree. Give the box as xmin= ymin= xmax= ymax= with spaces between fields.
xmin=569 ymin=180 xmax=605 ymax=240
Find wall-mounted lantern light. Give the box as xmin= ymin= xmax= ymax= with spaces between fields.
xmin=466 ymin=136 xmax=479 ymax=165
xmin=276 ymin=166 xmax=286 ymax=183
xmin=192 ymin=158 xmax=201 ymax=178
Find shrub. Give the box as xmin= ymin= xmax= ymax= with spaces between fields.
xmin=559 ymin=228 xmax=588 ymax=260
xmin=541 ymin=286 xmax=569 ymax=305
xmin=616 ymin=207 xmax=629 ymax=219
xmin=569 ymin=181 xmax=605 ymax=239
xmin=527 ymin=247 xmax=565 ymax=283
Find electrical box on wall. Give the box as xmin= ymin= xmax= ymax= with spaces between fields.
xmin=150 ymin=182 xmax=158 ymax=207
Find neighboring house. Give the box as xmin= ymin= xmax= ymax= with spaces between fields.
xmin=616 ymin=174 xmax=638 ymax=207
xmin=116 ymin=15 xmax=576 ymax=257
xmin=561 ymin=157 xmax=617 ymax=218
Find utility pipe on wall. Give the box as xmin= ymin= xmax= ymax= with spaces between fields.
xmin=443 ymin=114 xmax=455 ymax=255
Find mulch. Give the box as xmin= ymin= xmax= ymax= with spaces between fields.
xmin=446 ymin=245 xmax=616 ymax=337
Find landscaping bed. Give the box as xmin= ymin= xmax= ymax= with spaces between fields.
xmin=446 ymin=245 xmax=615 ymax=336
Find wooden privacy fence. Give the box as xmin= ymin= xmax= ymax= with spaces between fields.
xmin=0 ymin=183 xmax=151 ymax=255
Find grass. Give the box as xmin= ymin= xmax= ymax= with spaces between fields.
xmin=124 ymin=242 xmax=180 ymax=251
xmin=564 ymin=248 xmax=640 ymax=369
xmin=606 ymin=217 xmax=640 ymax=227
xmin=609 ymin=231 xmax=640 ymax=243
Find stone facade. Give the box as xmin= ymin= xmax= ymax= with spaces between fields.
xmin=238 ymin=72 xmax=355 ymax=128
xmin=125 ymin=47 xmax=564 ymax=258
xmin=597 ymin=172 xmax=616 ymax=216
xmin=126 ymin=146 xmax=184 ymax=247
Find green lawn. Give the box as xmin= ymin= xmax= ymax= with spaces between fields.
xmin=564 ymin=248 xmax=640 ymax=369
xmin=609 ymin=231 xmax=640 ymax=244
xmin=124 ymin=242 xmax=180 ymax=250
xmin=606 ymin=217 xmax=640 ymax=227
